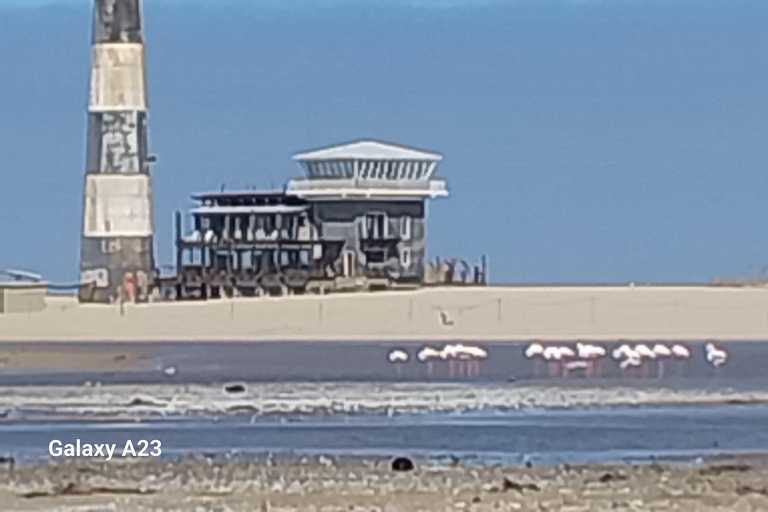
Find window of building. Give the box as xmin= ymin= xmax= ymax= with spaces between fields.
xmin=364 ymin=213 xmax=387 ymax=239
xmin=386 ymin=161 xmax=398 ymax=180
xmin=400 ymin=216 xmax=412 ymax=241
xmin=400 ymin=247 xmax=412 ymax=269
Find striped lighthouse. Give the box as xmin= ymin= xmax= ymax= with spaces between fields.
xmin=79 ymin=0 xmax=155 ymax=303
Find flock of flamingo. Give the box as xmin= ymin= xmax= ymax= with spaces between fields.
xmin=524 ymin=341 xmax=729 ymax=378
xmin=387 ymin=341 xmax=730 ymax=378
xmin=387 ymin=343 xmax=489 ymax=377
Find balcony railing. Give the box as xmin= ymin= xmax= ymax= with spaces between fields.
xmin=286 ymin=178 xmax=449 ymax=197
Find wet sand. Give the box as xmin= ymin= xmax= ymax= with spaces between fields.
xmin=0 ymin=345 xmax=151 ymax=372
xmin=2 ymin=455 xmax=768 ymax=510
xmin=3 ymin=286 xmax=768 ymax=341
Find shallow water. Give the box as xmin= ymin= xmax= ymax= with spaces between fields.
xmin=2 ymin=340 xmax=768 ymax=385
xmin=3 ymin=404 xmax=768 ymax=466
xmin=4 ymin=340 xmax=768 ymax=467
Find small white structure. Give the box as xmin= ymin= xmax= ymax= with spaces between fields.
xmin=0 ymin=282 xmax=47 ymax=314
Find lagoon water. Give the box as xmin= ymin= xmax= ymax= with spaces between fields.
xmin=4 ymin=341 xmax=768 ymax=466
xmin=3 ymin=404 xmax=768 ymax=466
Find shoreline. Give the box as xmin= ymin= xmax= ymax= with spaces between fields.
xmin=4 ymin=382 xmax=768 ymax=420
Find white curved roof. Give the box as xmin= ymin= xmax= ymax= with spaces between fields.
xmin=293 ymin=139 xmax=443 ymax=162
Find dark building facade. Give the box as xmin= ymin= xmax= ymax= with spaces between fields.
xmin=172 ymin=140 xmax=448 ymax=298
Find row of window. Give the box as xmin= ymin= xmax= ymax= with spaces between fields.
xmin=303 ymin=160 xmax=434 ymax=181
xmin=360 ymin=214 xmax=413 ymax=241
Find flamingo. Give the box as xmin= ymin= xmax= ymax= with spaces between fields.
xmin=619 ymin=351 xmax=642 ymax=371
xmin=613 ymin=345 xmax=645 ymax=377
xmin=576 ymin=342 xmax=606 ymax=359
xmin=652 ymin=344 xmax=672 ymax=378
xmin=670 ymin=344 xmax=692 ymax=377
xmin=388 ymin=349 xmax=409 ymax=376
xmin=540 ymin=346 xmax=562 ymax=377
xmin=634 ymin=344 xmax=657 ymax=359
xmin=524 ymin=342 xmax=545 ymax=378
xmin=417 ymin=346 xmax=441 ymax=376
xmin=555 ymin=346 xmax=578 ymax=377
xmin=576 ymin=342 xmax=606 ymax=376
xmin=454 ymin=344 xmax=488 ymax=377
xmin=388 ymin=349 xmax=409 ymax=363
xmin=612 ymin=344 xmax=634 ymax=361
xmin=441 ymin=344 xmax=481 ymax=378
xmin=541 ymin=346 xmax=576 ymax=377
xmin=671 ymin=344 xmax=691 ymax=358
xmin=525 ymin=343 xmax=544 ymax=359
xmin=439 ymin=344 xmax=459 ymax=377
xmin=705 ymin=343 xmax=729 ymax=372
xmin=619 ymin=343 xmax=656 ymax=377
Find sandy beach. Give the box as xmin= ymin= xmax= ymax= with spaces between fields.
xmin=2 ymin=286 xmax=768 ymax=342
xmin=3 ymin=455 xmax=768 ymax=511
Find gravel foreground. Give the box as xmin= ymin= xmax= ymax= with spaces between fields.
xmin=3 ymin=456 xmax=768 ymax=511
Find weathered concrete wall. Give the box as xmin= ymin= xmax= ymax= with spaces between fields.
xmin=80 ymin=0 xmax=155 ymax=303
xmin=92 ymin=0 xmax=142 ymax=44
xmin=4 ymin=286 xmax=768 ymax=341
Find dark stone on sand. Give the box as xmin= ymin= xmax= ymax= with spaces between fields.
xmin=501 ymin=477 xmax=540 ymax=493
xmin=391 ymin=457 xmax=414 ymax=472
xmin=736 ymin=484 xmax=768 ymax=496
xmin=699 ymin=464 xmax=751 ymax=476
xmin=597 ymin=472 xmax=628 ymax=483
xmin=224 ymin=383 xmax=247 ymax=394
xmin=127 ymin=397 xmax=162 ymax=407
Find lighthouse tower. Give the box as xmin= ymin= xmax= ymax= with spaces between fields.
xmin=79 ymin=0 xmax=155 ymax=303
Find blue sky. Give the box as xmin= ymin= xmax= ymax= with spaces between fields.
xmin=1 ymin=0 xmax=767 ymax=284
